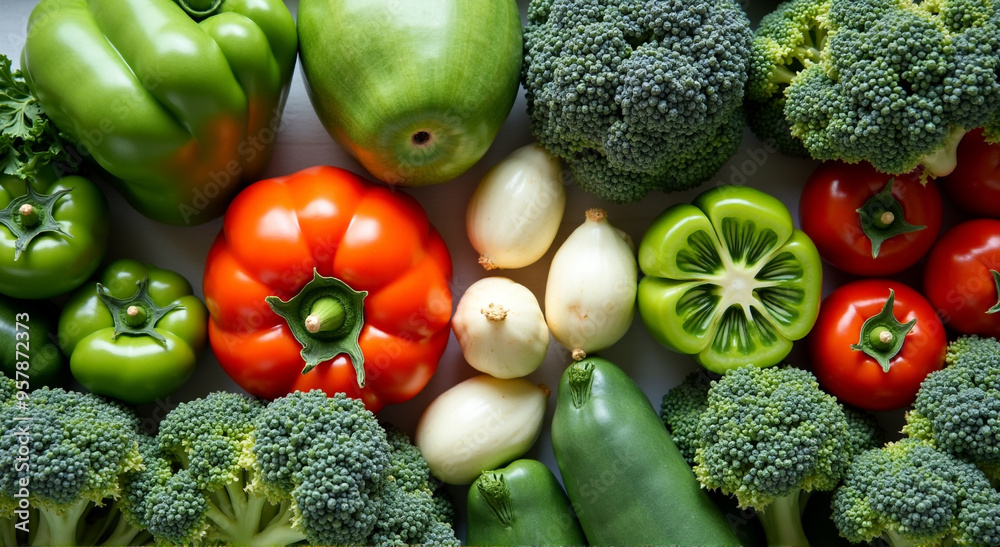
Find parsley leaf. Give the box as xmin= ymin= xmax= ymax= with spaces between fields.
xmin=0 ymin=54 xmax=72 ymax=179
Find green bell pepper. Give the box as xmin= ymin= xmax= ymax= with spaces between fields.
xmin=637 ymin=185 xmax=823 ymax=373
xmin=0 ymin=171 xmax=109 ymax=299
xmin=58 ymin=259 xmax=208 ymax=404
xmin=0 ymin=294 xmax=65 ymax=389
xmin=21 ymin=0 xmax=297 ymax=225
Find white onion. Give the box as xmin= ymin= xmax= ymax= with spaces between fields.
xmin=544 ymin=208 xmax=637 ymax=360
xmin=452 ymin=277 xmax=549 ymax=379
xmin=415 ymin=375 xmax=548 ymax=485
xmin=466 ymin=144 xmax=565 ymax=270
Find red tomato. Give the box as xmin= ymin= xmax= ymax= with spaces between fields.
xmin=809 ymin=279 xmax=946 ymax=411
xmin=942 ymin=128 xmax=1000 ymax=218
xmin=799 ymin=161 xmax=942 ymax=276
xmin=922 ymin=219 xmax=1000 ymax=338
xmin=203 ymin=166 xmax=453 ymax=413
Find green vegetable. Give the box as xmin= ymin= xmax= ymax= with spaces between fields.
xmin=521 ymin=0 xmax=753 ymax=202
xmin=57 ymin=259 xmax=207 ymax=404
xmin=832 ymin=438 xmax=1000 ymax=546
xmin=0 ymin=171 xmax=109 ymax=300
xmin=0 ymin=381 xmax=152 ymax=546
xmin=129 ymin=390 xmax=459 ymax=546
xmin=659 ymin=372 xmax=767 ymax=547
xmin=661 ymin=371 xmax=884 ymax=547
xmin=551 ymin=356 xmax=740 ymax=546
xmin=20 ymin=0 xmax=297 ymax=225
xmin=637 ymin=185 xmax=823 ymax=373
xmin=749 ymin=0 xmax=1000 ymax=177
xmin=467 ymin=459 xmax=585 ymax=547
xmin=0 ymin=294 xmax=63 ymax=388
xmin=903 ymin=335 xmax=1000 ymax=482
xmin=298 ymin=0 xmax=522 ymax=186
xmin=745 ymin=0 xmax=829 ymax=157
xmin=693 ymin=365 xmax=881 ymax=547
xmin=659 ymin=371 xmax=713 ymax=466
xmin=0 ymin=55 xmax=72 ymax=180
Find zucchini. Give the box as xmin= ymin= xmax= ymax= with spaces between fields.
xmin=551 ymin=356 xmax=740 ymax=546
xmin=466 ymin=459 xmax=586 ymax=546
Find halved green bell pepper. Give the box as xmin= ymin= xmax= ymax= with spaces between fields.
xmin=0 ymin=170 xmax=109 ymax=299
xmin=0 ymin=294 xmax=65 ymax=389
xmin=58 ymin=259 xmax=208 ymax=404
xmin=21 ymin=0 xmax=297 ymax=225
xmin=637 ymin=185 xmax=823 ymax=373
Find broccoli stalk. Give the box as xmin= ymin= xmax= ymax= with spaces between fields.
xmin=918 ymin=125 xmax=968 ymax=178
xmin=201 ymin=475 xmax=305 ymax=546
xmin=755 ymin=492 xmax=809 ymax=547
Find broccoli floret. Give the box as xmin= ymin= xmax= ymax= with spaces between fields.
xmin=0 ymin=374 xmax=16 ymax=406
xmin=126 ymin=391 xmax=301 ymax=546
xmin=746 ymin=0 xmax=829 ymax=157
xmin=903 ymin=335 xmax=1000 ymax=482
xmin=832 ymin=438 xmax=1000 ymax=546
xmin=0 ymin=386 xmax=150 ymax=546
xmin=780 ymin=0 xmax=1000 ymax=178
xmin=369 ymin=427 xmax=458 ymax=547
xmin=660 ymin=371 xmax=713 ymax=466
xmin=522 ymin=0 xmax=754 ymax=202
xmin=693 ymin=365 xmax=878 ymax=547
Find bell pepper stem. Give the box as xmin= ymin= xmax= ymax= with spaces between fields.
xmin=97 ymin=277 xmax=178 ymax=346
xmin=850 ymin=289 xmax=916 ymax=372
xmin=18 ymin=203 xmax=39 ymax=228
xmin=125 ymin=305 xmax=148 ymax=328
xmin=0 ymin=183 xmax=74 ymax=260
xmin=265 ymin=270 xmax=368 ymax=385
xmin=304 ymin=297 xmax=347 ymax=334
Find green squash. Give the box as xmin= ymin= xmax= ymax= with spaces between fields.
xmin=298 ymin=0 xmax=523 ymax=186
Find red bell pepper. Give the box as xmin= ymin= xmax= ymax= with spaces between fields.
xmin=203 ymin=166 xmax=453 ymax=412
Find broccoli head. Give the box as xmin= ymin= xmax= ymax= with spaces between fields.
xmin=125 ymin=391 xmax=297 ymax=546
xmin=903 ymin=335 xmax=1000 ymax=482
xmin=783 ymin=0 xmax=1000 ymax=177
xmin=255 ymin=391 xmax=458 ymax=546
xmin=132 ymin=389 xmax=458 ymax=546
xmin=522 ymin=0 xmax=753 ymax=202
xmin=832 ymin=438 xmax=1000 ymax=546
xmin=693 ymin=365 xmax=880 ymax=547
xmin=659 ymin=371 xmax=713 ymax=466
xmin=0 ymin=386 xmax=150 ymax=546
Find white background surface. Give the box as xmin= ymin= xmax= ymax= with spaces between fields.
xmin=2 ymin=0 xmax=922 ymax=540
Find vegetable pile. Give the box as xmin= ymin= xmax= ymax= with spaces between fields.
xmin=4 ymin=0 xmax=1000 ymax=545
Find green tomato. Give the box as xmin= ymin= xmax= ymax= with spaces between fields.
xmin=637 ymin=185 xmax=823 ymax=373
xmin=0 ymin=173 xmax=109 ymax=299
xmin=298 ymin=0 xmax=523 ymax=186
xmin=0 ymin=294 xmax=65 ymax=388
xmin=58 ymin=259 xmax=207 ymax=404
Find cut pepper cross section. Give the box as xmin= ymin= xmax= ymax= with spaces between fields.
xmin=638 ymin=185 xmax=823 ymax=373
